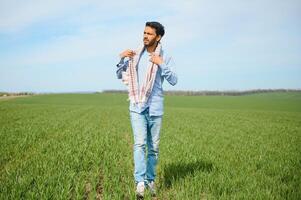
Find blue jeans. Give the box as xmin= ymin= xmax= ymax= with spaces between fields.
xmin=130 ymin=108 xmax=162 ymax=183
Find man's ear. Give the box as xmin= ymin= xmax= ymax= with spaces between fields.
xmin=156 ymin=35 xmax=161 ymax=42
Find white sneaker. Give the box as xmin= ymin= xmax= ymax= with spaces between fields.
xmin=136 ymin=182 xmax=145 ymax=199
xmin=147 ymin=181 xmax=156 ymax=197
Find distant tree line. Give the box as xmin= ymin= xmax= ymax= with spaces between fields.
xmin=0 ymin=92 xmax=34 ymax=97
xmin=1 ymin=89 xmax=300 ymax=97
xmin=103 ymin=89 xmax=301 ymax=96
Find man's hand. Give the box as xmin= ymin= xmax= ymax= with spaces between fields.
xmin=119 ymin=49 xmax=136 ymax=59
xmin=150 ymin=53 xmax=164 ymax=65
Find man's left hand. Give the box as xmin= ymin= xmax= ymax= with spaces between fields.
xmin=150 ymin=53 xmax=163 ymax=66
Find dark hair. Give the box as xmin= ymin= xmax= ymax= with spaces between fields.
xmin=145 ymin=21 xmax=165 ymax=37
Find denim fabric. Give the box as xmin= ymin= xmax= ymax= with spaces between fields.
xmin=137 ymin=49 xmax=150 ymax=92
xmin=130 ymin=108 xmax=162 ymax=183
xmin=116 ymin=49 xmax=177 ymax=116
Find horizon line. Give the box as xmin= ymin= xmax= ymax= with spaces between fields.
xmin=1 ymin=88 xmax=301 ymax=94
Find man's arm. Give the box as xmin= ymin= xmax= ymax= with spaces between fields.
xmin=151 ymin=54 xmax=177 ymax=86
xmin=160 ymin=57 xmax=177 ymax=86
xmin=116 ymin=49 xmax=136 ymax=79
xmin=116 ymin=58 xmax=128 ymax=79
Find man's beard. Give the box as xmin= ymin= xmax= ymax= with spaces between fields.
xmin=144 ymin=38 xmax=157 ymax=47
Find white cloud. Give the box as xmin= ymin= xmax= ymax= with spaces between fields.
xmin=0 ymin=0 xmax=300 ymax=91
xmin=0 ymin=0 xmax=81 ymax=32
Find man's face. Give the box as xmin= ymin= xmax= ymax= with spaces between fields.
xmin=143 ymin=26 xmax=161 ymax=46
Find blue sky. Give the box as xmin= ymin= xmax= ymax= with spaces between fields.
xmin=0 ymin=0 xmax=300 ymax=92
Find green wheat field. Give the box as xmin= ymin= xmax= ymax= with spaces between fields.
xmin=0 ymin=92 xmax=300 ymax=199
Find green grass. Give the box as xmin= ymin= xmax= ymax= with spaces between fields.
xmin=0 ymin=92 xmax=300 ymax=199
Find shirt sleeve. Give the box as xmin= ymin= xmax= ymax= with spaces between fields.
xmin=159 ymin=55 xmax=178 ymax=86
xmin=116 ymin=58 xmax=129 ymax=79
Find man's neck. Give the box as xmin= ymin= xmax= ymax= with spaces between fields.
xmin=146 ymin=42 xmax=158 ymax=53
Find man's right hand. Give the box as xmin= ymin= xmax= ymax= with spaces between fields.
xmin=119 ymin=49 xmax=136 ymax=59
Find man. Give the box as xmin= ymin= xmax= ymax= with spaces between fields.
xmin=116 ymin=21 xmax=177 ymax=198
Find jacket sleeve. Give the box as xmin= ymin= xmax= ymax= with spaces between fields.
xmin=116 ymin=58 xmax=129 ymax=79
xmin=159 ymin=56 xmax=178 ymax=86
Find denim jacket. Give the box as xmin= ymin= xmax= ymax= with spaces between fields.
xmin=116 ymin=49 xmax=177 ymax=116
